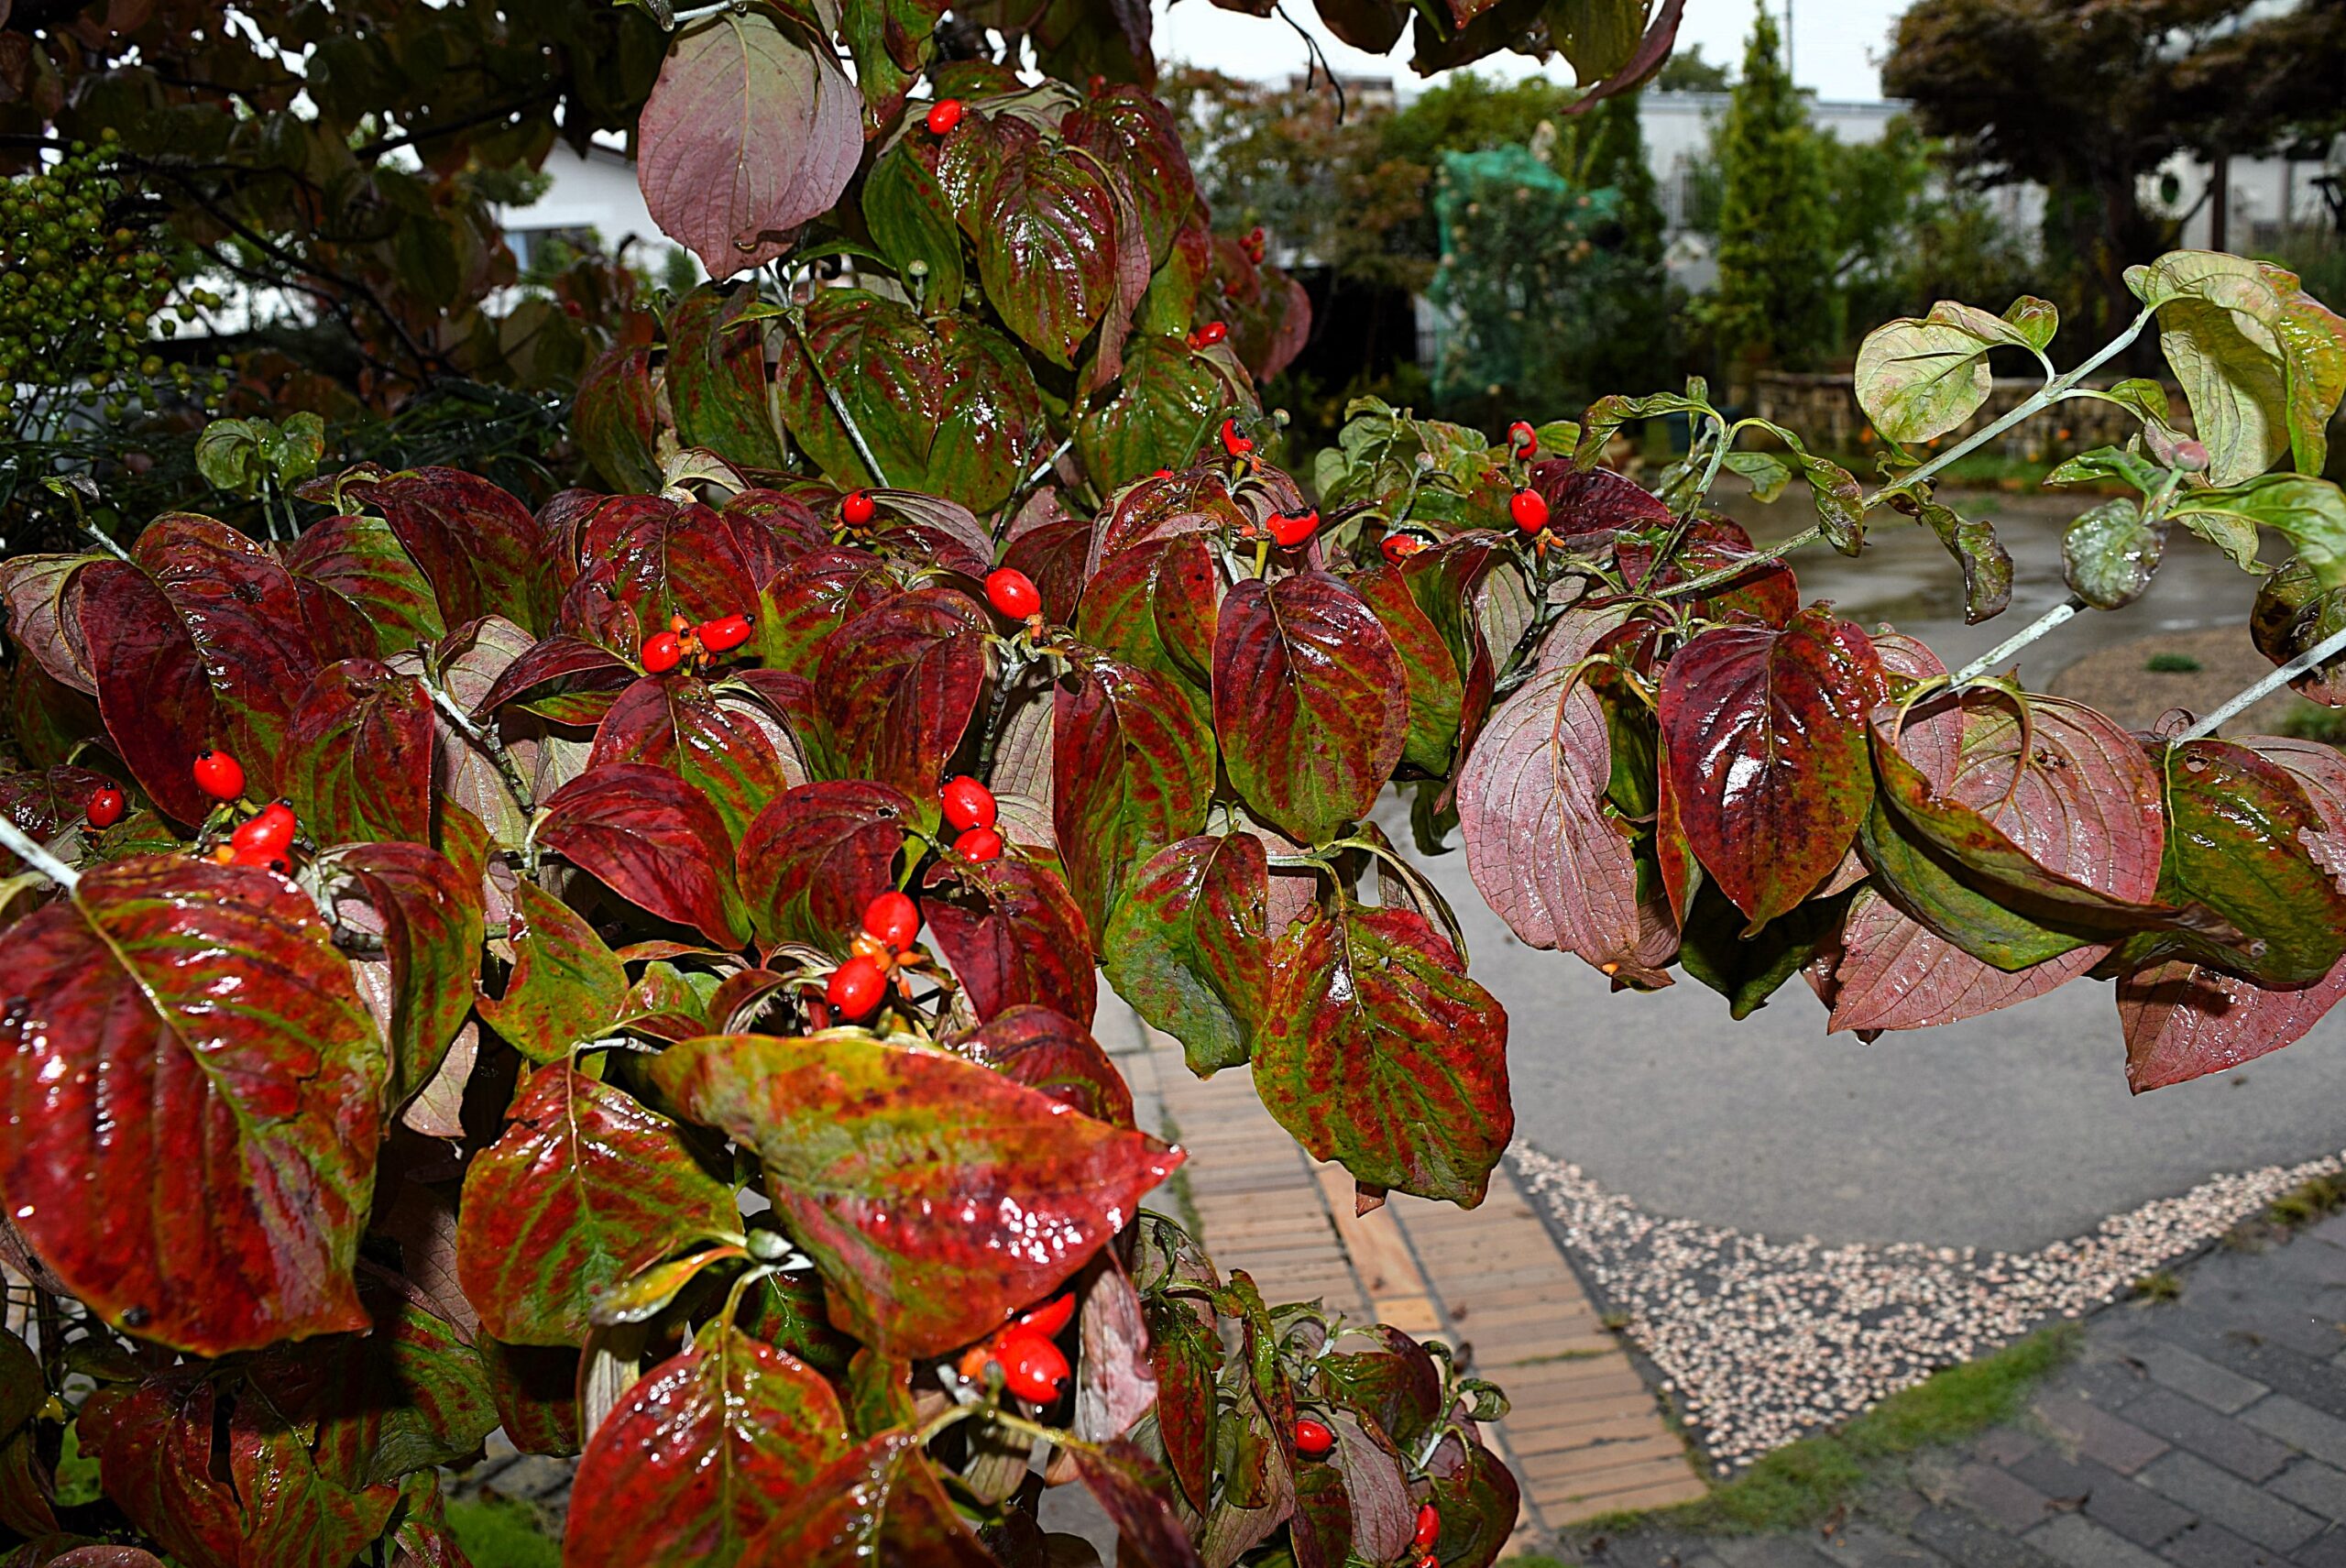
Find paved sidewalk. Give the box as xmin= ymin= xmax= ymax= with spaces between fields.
xmin=1579 ymin=1215 xmax=2346 ymax=1568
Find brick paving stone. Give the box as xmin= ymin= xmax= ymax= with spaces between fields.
xmin=2113 ymin=1342 xmax=2271 ymax=1416
xmin=2027 ymin=1513 xmax=2176 ymax=1568
xmin=2123 ymin=1389 xmax=2297 ymax=1482
xmin=2068 ymin=1358 xmax=2159 ymax=1414
xmin=2006 ymin=1449 xmax=2198 ymax=1547
xmin=2139 ymin=1453 xmax=2325 ymax=1553
xmin=2246 ymin=1398 xmax=2346 ymax=1472
xmin=1959 ymin=1464 xmax=2059 ymax=1534
xmin=2292 ymin=1523 xmax=2346 ymax=1568
xmin=1977 ymin=1429 xmax=2046 ymax=1466
xmin=1818 ymin=1519 xmax=1958 ymax=1568
xmin=2271 ymin=1461 xmax=2346 ymax=1524
xmin=2159 ymin=1520 xmax=2288 ymax=1568
xmin=2039 ymin=1391 xmax=2173 ymax=1476
xmin=1713 ymin=1535 xmax=1847 ymax=1568
xmin=1910 ymin=1506 xmax=2072 ymax=1568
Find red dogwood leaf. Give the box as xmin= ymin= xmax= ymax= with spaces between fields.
xmin=477 ymin=881 xmax=629 ymax=1063
xmin=1255 ymin=905 xmax=1511 ymax=1205
xmin=284 ymin=514 xmax=445 ymax=661
xmin=0 ymin=857 xmax=381 ymax=1354
xmin=564 ymin=1325 xmax=850 ymax=1568
xmin=455 ymin=1064 xmax=736 ymax=1346
xmin=1054 ymin=652 xmax=1215 ymax=939
xmin=1070 ymin=1439 xmax=1207 ymax=1568
xmin=1144 ymin=1289 xmax=1222 ymax=1511
xmin=365 ymin=467 xmax=554 ymax=634
xmin=2157 ymin=738 xmax=2346 ymax=985
xmin=1460 ymin=666 xmax=1675 ymax=986
xmin=752 ymin=547 xmax=893 ymax=683
xmin=1621 ymin=516 xmax=1801 ymax=628
xmin=962 ymin=1003 xmax=1136 ymax=1128
xmin=281 ymin=659 xmax=434 ymax=845
xmin=0 ymin=763 xmax=115 ymax=837
xmin=1063 ymin=86 xmax=1197 ymax=267
xmin=1213 ymin=572 xmax=1408 ymax=846
xmin=0 ymin=551 xmax=98 ymax=693
xmin=574 ymin=344 xmax=663 ymax=493
xmin=635 ymin=7 xmax=860 ymax=278
xmin=479 ymin=1338 xmax=582 ymax=1457
xmin=1825 ymin=887 xmax=2108 ymax=1035
xmin=665 ymin=286 xmax=787 ymax=469
xmin=1658 ymin=608 xmax=1882 ymax=927
xmin=737 ymin=1429 xmax=997 ymax=1568
xmin=1421 ymin=1431 xmax=1521 ymax=1568
xmin=538 ymin=762 xmax=751 ymax=948
xmin=817 ymin=587 xmax=989 ymax=806
xmin=567 ymin=495 xmax=777 ymax=645
xmin=1525 ymin=461 xmax=1671 ymax=541
xmin=650 ymin=1030 xmax=1181 ymax=1357
xmin=589 ymin=674 xmax=790 ymax=845
xmin=467 ymin=632 xmax=634 ymax=719
xmin=924 ymin=850 xmax=1099 ymax=1024
xmin=1354 ymin=562 xmax=1469 ymax=776
xmin=1102 ymin=833 xmax=1271 ymax=1075
xmin=735 ymin=780 xmax=913 ymax=952
xmin=328 ymin=842 xmax=483 ymax=1109
xmin=960 ymin=116 xmax=1125 ymax=367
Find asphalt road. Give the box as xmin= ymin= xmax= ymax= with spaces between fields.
xmin=1398 ymin=492 xmax=2346 ymax=1255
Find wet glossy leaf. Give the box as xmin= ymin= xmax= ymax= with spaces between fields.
xmin=366 ymin=468 xmax=554 ymax=635
xmin=539 ymin=762 xmax=751 ymax=948
xmin=1076 ymin=334 xmax=1237 ymax=491
xmin=666 ymin=286 xmax=786 ymax=469
xmin=2157 ymin=739 xmax=2346 ymax=985
xmin=281 ymin=659 xmax=433 ymax=844
xmin=477 ymin=880 xmax=627 ymax=1062
xmin=1354 ymin=562 xmax=1468 ymax=776
xmin=564 ymin=1325 xmax=850 ymax=1568
xmin=589 ymin=674 xmax=788 ymax=845
xmin=574 ymin=344 xmax=663 ymax=494
xmin=636 ymin=7 xmax=860 ymax=278
xmin=1143 ymin=1289 xmax=1221 ymax=1510
xmin=736 ymin=780 xmax=912 ymax=952
xmin=456 ymin=1064 xmax=736 ymax=1346
xmin=651 ymin=1029 xmax=1180 ymax=1356
xmin=1617 ymin=515 xmax=1800 ymax=629
xmin=1892 ymin=490 xmax=2012 ymax=623
xmin=0 ymin=552 xmax=97 ymax=693
xmin=965 ymin=116 xmax=1124 ymax=367
xmin=1460 ymin=666 xmax=1674 ymax=987
xmin=1256 ymin=905 xmax=1510 ymax=1204
xmin=284 ymin=515 xmax=445 ymax=660
xmin=1054 ymin=652 xmax=1214 ymax=938
xmin=2063 ymin=498 xmax=2167 ymax=610
xmin=1213 ymin=571 xmax=1407 ymax=846
xmin=925 ymin=850 xmax=1100 ymax=1024
xmin=2129 ymin=252 xmax=2346 ymax=485
xmin=1103 ymin=833 xmax=1270 ymax=1075
xmin=1657 ymin=609 xmax=1882 ymax=927
xmin=1856 ymin=799 xmax=2096 ymax=970
xmin=0 ymin=857 xmax=381 ymax=1354
xmin=753 ymin=547 xmax=893 ymax=682
xmin=737 ymin=1429 xmax=996 ymax=1568
xmin=333 ymin=843 xmax=482 ymax=1109
xmin=864 ymin=146 xmax=965 ymax=311
xmin=1825 ymin=886 xmax=2106 ymax=1034
xmin=964 ymin=1003 xmax=1136 ymax=1128
xmin=2173 ymin=475 xmax=2346 ymax=589
xmin=816 ymin=588 xmax=989 ymax=805
xmin=1063 ymin=87 xmax=1195 ymax=268
xmin=1420 ymin=1434 xmax=1518 ymax=1568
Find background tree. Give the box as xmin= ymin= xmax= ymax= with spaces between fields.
xmin=1653 ymin=42 xmax=1732 ymax=93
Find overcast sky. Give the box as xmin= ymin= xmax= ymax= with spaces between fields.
xmin=1152 ymin=0 xmax=1908 ymax=103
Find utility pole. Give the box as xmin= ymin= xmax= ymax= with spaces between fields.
xmin=1785 ymin=0 xmax=1795 ymax=89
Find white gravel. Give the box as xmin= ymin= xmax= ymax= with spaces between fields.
xmin=1511 ymin=1141 xmax=2346 ymax=1469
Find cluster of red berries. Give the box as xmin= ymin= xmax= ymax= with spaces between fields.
xmin=956 ymin=1292 xmax=1073 ymax=1404
xmin=982 ymin=567 xmax=1041 ymax=622
xmin=1185 ymin=320 xmax=1227 ymax=350
xmin=1241 ymin=225 xmax=1266 ymax=265
xmin=180 ymin=749 xmax=301 ymax=872
xmin=642 ymin=610 xmax=753 ymax=675
xmin=925 ymin=98 xmax=964 ymax=135
xmin=942 ymin=774 xmax=1003 ymax=863
xmin=824 ymin=889 xmax=923 ymax=1021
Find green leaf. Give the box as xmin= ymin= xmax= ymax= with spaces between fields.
xmin=455 ymin=1064 xmax=736 ymax=1346
xmin=2173 ymin=475 xmax=2346 ymax=587
xmin=2044 ymin=444 xmax=2169 ymax=496
xmin=1852 ymin=314 xmax=1994 ymax=444
xmin=1076 ymin=334 xmax=1239 ymax=491
xmin=2156 ymin=739 xmax=2346 ymax=986
xmin=665 ymin=286 xmax=787 ymax=470
xmin=649 ymin=1030 xmax=1181 ymax=1357
xmin=2062 ymin=497 xmax=2168 ymax=610
xmin=862 ymin=147 xmax=964 ymax=313
xmin=478 ymin=881 xmax=629 ymax=1063
xmin=1255 ymin=905 xmax=1510 ymax=1205
xmin=1889 ymin=489 xmax=2012 ymax=623
xmin=1102 ymin=834 xmax=1271 ymax=1076
xmin=1723 ymin=450 xmax=1791 ymax=501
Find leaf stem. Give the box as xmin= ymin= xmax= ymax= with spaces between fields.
xmin=2173 ymin=622 xmax=2346 ymax=741
xmin=0 ymin=817 xmax=80 ymax=893
xmin=780 ymin=310 xmax=893 ymax=489
xmin=1895 ymin=304 xmax=2157 ymax=496
xmin=975 ymin=641 xmax=1029 ymax=785
xmin=1946 ymin=594 xmax=2086 ymax=687
xmin=421 ymin=674 xmax=539 ymax=870
xmin=1650 ymin=522 xmax=1823 ymax=603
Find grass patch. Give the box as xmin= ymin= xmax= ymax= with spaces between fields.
xmin=2145 ymin=652 xmax=2203 ymax=674
xmin=2268 ymin=1175 xmax=2346 ymax=1228
xmin=2131 ymin=1270 xmax=2183 ymax=1303
xmin=446 ymin=1496 xmax=561 ymax=1568
xmin=1574 ymin=1322 xmax=2082 ymax=1538
xmin=2279 ymin=703 xmax=2346 ymax=745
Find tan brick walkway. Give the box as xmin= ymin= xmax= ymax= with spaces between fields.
xmin=1129 ymin=1025 xmax=1706 ymax=1552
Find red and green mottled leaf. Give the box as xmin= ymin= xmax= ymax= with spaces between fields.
xmin=72 ymin=559 xmax=262 ymax=824
xmin=1255 ymin=905 xmax=1511 ymax=1205
xmin=477 ymin=880 xmax=628 ymax=1063
xmin=774 ymin=291 xmax=939 ymax=489
xmin=864 ymin=144 xmax=965 ymax=310
xmin=1069 ymin=1439 xmax=1206 ymax=1568
xmin=573 ymin=344 xmax=663 ymax=493
xmin=282 ymin=659 xmax=433 ymax=845
xmin=1460 ymin=665 xmax=1674 ymax=986
xmin=650 ymin=1030 xmax=1180 ymax=1357
xmin=737 ymin=1429 xmax=997 ymax=1568
xmin=1354 ymin=561 xmax=1468 ymax=775
xmin=736 ymin=780 xmax=913 ymax=952
xmin=1855 ymin=799 xmax=2098 ymax=971
xmin=538 ymin=762 xmax=751 ymax=948
xmin=752 ymin=547 xmax=892 ymax=682
xmin=962 ymin=1003 xmax=1135 ymax=1127
xmin=365 ymin=468 xmax=554 ymax=635
xmin=1620 ymin=516 xmax=1801 ymax=628
xmin=1657 ymin=609 xmax=1882 ymax=927
xmin=330 ymin=842 xmax=482 ymax=1108
xmin=478 ymin=1338 xmax=581 ymax=1456
xmin=923 ymin=850 xmax=1100 ymax=1024
xmin=0 ymin=857 xmax=380 ymax=1354
xmin=1054 ymin=652 xmax=1214 ymax=939
xmin=962 ymin=116 xmax=1124 ymax=367
xmin=815 ymin=587 xmax=989 ymax=804
xmin=1143 ymin=1290 xmax=1222 ymax=1511
xmin=588 ymin=674 xmax=789 ymax=845
xmin=1102 ymin=833 xmax=1270 ymax=1075
xmin=563 ymin=1326 xmax=850 ymax=1568
xmin=2156 ymin=738 xmax=2346 ymax=985
xmin=274 ymin=1287 xmax=498 ymax=1490
xmin=1063 ymin=87 xmax=1196 ymax=268
xmin=0 ymin=552 xmax=98 ymax=693
xmin=468 ymin=632 xmax=634 ymax=720
xmin=665 ymin=286 xmax=786 ymax=469
xmin=284 ymin=514 xmax=445 ymax=660
xmin=0 ymin=764 xmax=115 ymax=838
xmin=1420 ymin=1434 xmax=1519 ymax=1568
xmin=1076 ymin=334 xmax=1240 ymax=491
xmin=455 ymin=1064 xmax=736 ymax=1346
xmin=1212 ymin=571 xmax=1408 ymax=846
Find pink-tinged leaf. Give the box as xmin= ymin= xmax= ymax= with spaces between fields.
xmin=636 ymin=7 xmax=861 ymax=279
xmin=330 ymin=842 xmax=483 ymax=1109
xmin=282 ymin=659 xmax=434 ymax=844
xmin=1213 ymin=572 xmax=1408 ymax=846
xmin=1825 ymin=887 xmax=2107 ymax=1035
xmin=923 ymin=850 xmax=1099 ymax=1025
xmin=2119 ymin=953 xmax=2346 ymax=1092
xmin=573 ymin=344 xmax=663 ymax=494
xmin=563 ymin=1326 xmax=850 ymax=1568
xmin=1459 ymin=667 xmax=1675 ymax=986
xmin=1075 ymin=1261 xmax=1159 ymax=1443
xmin=366 ymin=468 xmax=554 ymax=635
xmin=1069 ymin=1440 xmax=1205 ymax=1568
xmin=963 ymin=1003 xmax=1136 ymax=1128
xmin=737 ymin=1429 xmax=997 ymax=1568
xmin=0 ymin=857 xmax=381 ymax=1354
xmin=816 ymin=587 xmax=990 ymax=804
xmin=1102 ymin=834 xmax=1269 ymax=1075
xmin=539 ymin=762 xmax=751 ymax=948
xmin=0 ymin=553 xmax=98 ymax=693
xmin=1054 ymin=652 xmax=1215 ymax=939
xmin=650 ymin=1030 xmax=1180 ymax=1358
xmin=455 ymin=1065 xmax=736 ymax=1347
xmin=1524 ymin=461 xmax=1671 ymax=541
xmin=1256 ymin=905 xmax=1511 ymax=1205
xmin=44 ymin=1548 xmax=171 ymax=1567
xmin=269 ymin=1281 xmax=499 ymax=1490
xmin=589 ymin=674 xmax=788 ymax=845
xmin=1657 ymin=608 xmax=1883 ymax=927
xmin=736 ymin=780 xmax=913 ymax=952
xmin=284 ymin=514 xmax=446 ymax=660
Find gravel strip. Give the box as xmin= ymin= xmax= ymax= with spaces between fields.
xmin=1511 ymin=1142 xmax=2346 ymax=1470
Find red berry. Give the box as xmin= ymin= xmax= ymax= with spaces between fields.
xmin=641 ymin=631 xmax=684 ymax=673
xmin=669 ymin=613 xmax=693 ymax=635
xmin=1292 ymin=1418 xmax=1336 ymax=1457
xmin=230 ymin=841 xmax=289 ymax=873
xmin=827 ymin=953 xmax=889 ymax=1019
xmin=985 ymin=567 xmax=1042 ymax=620
xmin=955 ymin=825 xmax=1004 ymax=863
xmin=861 ymin=890 xmax=920 ymax=949
xmin=192 ymin=749 xmax=244 ymax=802
xmin=841 ymin=489 xmax=876 ymax=525
xmin=925 ymin=98 xmax=964 ymax=135
xmin=697 ymin=612 xmax=753 ymax=653
xmin=1507 ymin=420 xmax=1538 ymax=455
xmin=86 ymin=785 xmax=124 ymax=829
xmin=231 ymin=803 xmax=297 ymax=856
xmin=1014 ymin=1292 xmax=1076 ymax=1338
xmin=1195 ymin=320 xmax=1228 ymax=346
xmin=997 ymin=1330 xmax=1069 ymax=1403
xmin=1266 ymin=509 xmax=1318 ymax=548
xmin=1221 ymin=417 xmax=1254 ymax=457
xmin=1510 ymin=487 xmax=1551 ymax=533
xmin=1415 ymin=1501 xmax=1441 ymax=1549
xmin=941 ymin=774 xmax=997 ymax=831
xmin=1382 ymin=532 xmax=1427 ymax=565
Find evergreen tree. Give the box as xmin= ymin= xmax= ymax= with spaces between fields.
xmin=1706 ymin=1 xmax=1837 ymax=387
